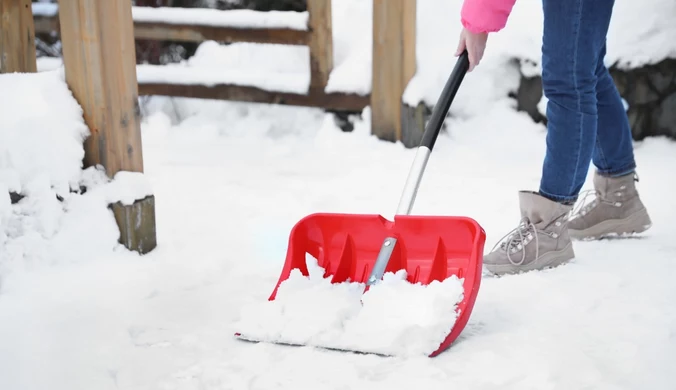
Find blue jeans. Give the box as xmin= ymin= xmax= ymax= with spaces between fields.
xmin=539 ymin=0 xmax=636 ymax=204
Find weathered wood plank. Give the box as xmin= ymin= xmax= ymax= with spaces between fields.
xmin=371 ymin=0 xmax=417 ymax=144
xmin=138 ymin=82 xmax=370 ymax=112
xmin=58 ymin=0 xmax=156 ymax=254
xmin=134 ymin=22 xmax=309 ymax=45
xmin=110 ymin=196 xmax=157 ymax=255
xmin=0 ymin=0 xmax=37 ymax=73
xmin=307 ymin=0 xmax=333 ymax=88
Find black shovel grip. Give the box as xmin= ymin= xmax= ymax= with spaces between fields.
xmin=419 ymin=50 xmax=470 ymax=151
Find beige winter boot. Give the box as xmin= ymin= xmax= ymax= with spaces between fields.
xmin=568 ymin=171 xmax=652 ymax=240
xmin=483 ymin=191 xmax=575 ymax=276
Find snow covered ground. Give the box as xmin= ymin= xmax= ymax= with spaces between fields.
xmin=2 ymin=1 xmax=676 ymax=389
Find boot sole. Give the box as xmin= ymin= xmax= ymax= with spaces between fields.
xmin=484 ymin=242 xmax=575 ymax=276
xmin=569 ymin=208 xmax=652 ymax=241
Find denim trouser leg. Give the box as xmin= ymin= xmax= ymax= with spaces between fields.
xmin=593 ymin=44 xmax=637 ymax=177
xmin=538 ymin=0 xmax=636 ymax=203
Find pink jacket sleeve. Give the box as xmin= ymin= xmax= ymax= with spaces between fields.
xmin=460 ymin=0 xmax=518 ymax=33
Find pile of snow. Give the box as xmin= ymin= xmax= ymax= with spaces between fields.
xmin=234 ymin=257 xmax=465 ymax=357
xmin=0 ymin=70 xmax=153 ymax=279
xmin=0 ymin=71 xmax=88 ymax=199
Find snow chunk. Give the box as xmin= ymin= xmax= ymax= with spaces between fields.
xmin=235 ymin=258 xmax=465 ymax=357
xmin=106 ymin=171 xmax=154 ymax=205
xmin=80 ymin=167 xmax=154 ymax=206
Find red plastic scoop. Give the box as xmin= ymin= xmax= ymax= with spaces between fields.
xmin=236 ymin=52 xmax=486 ymax=357
xmin=266 ymin=213 xmax=485 ymax=356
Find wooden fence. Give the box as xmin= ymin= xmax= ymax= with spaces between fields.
xmin=27 ymin=0 xmax=422 ymax=145
xmin=0 ymin=0 xmax=424 ymax=255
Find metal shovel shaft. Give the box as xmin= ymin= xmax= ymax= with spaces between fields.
xmin=366 ymin=51 xmax=470 ymax=287
xmin=396 ymin=51 xmax=470 ymax=216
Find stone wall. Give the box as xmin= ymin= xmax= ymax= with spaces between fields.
xmin=515 ymin=58 xmax=676 ymax=141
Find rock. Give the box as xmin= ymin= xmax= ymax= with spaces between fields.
xmin=655 ymin=93 xmax=676 ymax=137
xmin=9 ymin=192 xmax=24 ymax=204
xmin=331 ymin=111 xmax=356 ymax=132
xmin=612 ymin=59 xmax=676 ymax=140
xmin=516 ymin=74 xmax=547 ymax=125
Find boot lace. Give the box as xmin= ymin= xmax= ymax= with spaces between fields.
xmin=571 ymin=172 xmax=637 ymax=219
xmin=570 ymin=189 xmax=599 ymax=219
xmin=570 ymin=189 xmax=622 ymax=220
xmin=489 ymin=217 xmax=540 ymax=266
xmin=490 ymin=210 xmax=570 ymax=266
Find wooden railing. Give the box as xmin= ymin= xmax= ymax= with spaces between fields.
xmin=28 ymin=0 xmax=422 ymax=145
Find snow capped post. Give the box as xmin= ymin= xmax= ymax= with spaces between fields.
xmin=0 ymin=0 xmax=37 ymax=73
xmin=57 ymin=0 xmax=157 ymax=255
xmin=371 ymin=0 xmax=418 ymax=147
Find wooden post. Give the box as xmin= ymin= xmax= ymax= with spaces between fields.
xmin=371 ymin=0 xmax=417 ymax=145
xmin=58 ymin=0 xmax=157 ymax=255
xmin=307 ymin=0 xmax=333 ymax=91
xmin=0 ymin=0 xmax=37 ymax=73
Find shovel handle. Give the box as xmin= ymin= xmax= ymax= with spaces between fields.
xmin=421 ymin=50 xmax=470 ymax=151
xmin=367 ymin=52 xmax=470 ymax=287
xmin=395 ymin=51 xmax=470 ymax=215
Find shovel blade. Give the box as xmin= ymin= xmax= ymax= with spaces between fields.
xmin=262 ymin=212 xmax=485 ymax=357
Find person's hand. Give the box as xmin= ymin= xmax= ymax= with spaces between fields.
xmin=455 ymin=27 xmax=488 ymax=72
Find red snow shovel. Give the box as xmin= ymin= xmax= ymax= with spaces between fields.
xmin=236 ymin=51 xmax=485 ymax=357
